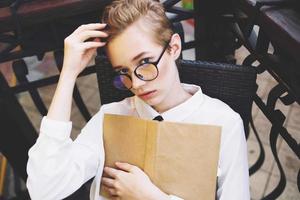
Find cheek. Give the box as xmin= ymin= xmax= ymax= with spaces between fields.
xmin=155 ymin=59 xmax=176 ymax=88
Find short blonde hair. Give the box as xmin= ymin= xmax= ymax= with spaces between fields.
xmin=102 ymin=0 xmax=173 ymax=47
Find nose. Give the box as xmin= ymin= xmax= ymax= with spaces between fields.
xmin=131 ymin=72 xmax=146 ymax=89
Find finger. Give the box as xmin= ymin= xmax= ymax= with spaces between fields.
xmin=115 ymin=162 xmax=136 ymax=173
xmin=75 ymin=23 xmax=107 ymax=33
xmin=81 ymin=41 xmax=106 ymax=50
xmin=79 ymin=30 xmax=109 ymax=41
xmin=102 ymin=185 xmax=118 ymax=196
xmin=101 ymin=177 xmax=115 ymax=188
xmin=104 ymin=167 xmax=123 ymax=179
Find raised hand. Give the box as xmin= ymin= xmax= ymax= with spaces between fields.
xmin=47 ymin=23 xmax=108 ymax=121
xmin=62 ymin=23 xmax=108 ymax=78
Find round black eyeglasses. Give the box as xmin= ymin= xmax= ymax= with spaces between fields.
xmin=113 ymin=42 xmax=170 ymax=90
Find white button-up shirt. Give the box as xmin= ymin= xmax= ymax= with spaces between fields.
xmin=26 ymin=84 xmax=250 ymax=200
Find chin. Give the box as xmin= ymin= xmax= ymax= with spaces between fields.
xmin=144 ymin=98 xmax=160 ymax=107
xmin=143 ymin=94 xmax=165 ymax=108
xmin=135 ymin=89 xmax=166 ymax=108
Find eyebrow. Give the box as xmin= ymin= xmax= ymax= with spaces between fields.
xmin=113 ymin=51 xmax=149 ymax=69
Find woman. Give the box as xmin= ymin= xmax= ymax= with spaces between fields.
xmin=26 ymin=0 xmax=250 ymax=199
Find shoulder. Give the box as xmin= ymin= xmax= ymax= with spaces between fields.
xmin=200 ymin=93 xmax=242 ymax=126
xmin=82 ymin=96 xmax=135 ymax=131
xmin=100 ymin=96 xmax=135 ymax=115
xmin=197 ymin=93 xmax=245 ymax=149
xmin=91 ymin=96 xmax=136 ymax=121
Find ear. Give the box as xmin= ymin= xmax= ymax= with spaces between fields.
xmin=169 ymin=33 xmax=182 ymax=60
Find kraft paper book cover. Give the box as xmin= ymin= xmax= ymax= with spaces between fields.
xmin=100 ymin=114 xmax=221 ymax=200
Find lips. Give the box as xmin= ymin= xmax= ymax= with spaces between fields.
xmin=138 ymin=90 xmax=157 ymax=100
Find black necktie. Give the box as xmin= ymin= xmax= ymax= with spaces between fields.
xmin=153 ymin=115 xmax=164 ymax=121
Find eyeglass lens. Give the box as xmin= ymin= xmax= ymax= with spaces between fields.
xmin=113 ymin=63 xmax=158 ymax=90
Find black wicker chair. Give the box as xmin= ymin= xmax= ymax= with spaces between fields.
xmin=95 ymin=56 xmax=257 ymax=137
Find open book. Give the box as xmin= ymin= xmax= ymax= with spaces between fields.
xmin=100 ymin=114 xmax=221 ymax=200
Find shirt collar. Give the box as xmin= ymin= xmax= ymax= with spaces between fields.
xmin=134 ymin=83 xmax=204 ymax=122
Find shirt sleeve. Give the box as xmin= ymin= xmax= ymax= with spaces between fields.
xmin=26 ymin=110 xmax=105 ymax=200
xmin=217 ymin=116 xmax=250 ymax=200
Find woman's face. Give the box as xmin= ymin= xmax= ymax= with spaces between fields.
xmin=106 ymin=18 xmax=181 ymax=109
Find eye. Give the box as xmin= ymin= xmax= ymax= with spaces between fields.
xmin=141 ymin=57 xmax=151 ymax=64
xmin=117 ymin=68 xmax=129 ymax=74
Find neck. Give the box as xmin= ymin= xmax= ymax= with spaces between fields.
xmin=153 ymin=82 xmax=192 ymax=113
